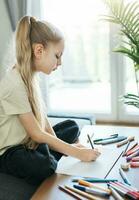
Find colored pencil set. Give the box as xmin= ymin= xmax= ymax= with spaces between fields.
xmin=59 ymin=178 xmax=139 ymax=199
xmin=58 ymin=135 xmax=139 ymax=199
xmin=93 ymin=134 xmax=128 ymax=145
xmin=123 ymin=142 xmax=139 ymax=168
xmin=108 ymin=181 xmax=139 ymax=200
xmin=59 ymin=178 xmax=112 ymax=199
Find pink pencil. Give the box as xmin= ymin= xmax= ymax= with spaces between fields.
xmin=125 ymin=142 xmax=138 ymax=156
xmin=130 ymin=162 xmax=139 ymax=168
xmin=126 ymin=144 xmax=139 ymax=156
xmin=126 ymin=150 xmax=139 ymax=162
xmin=132 ymin=156 xmax=139 ymax=162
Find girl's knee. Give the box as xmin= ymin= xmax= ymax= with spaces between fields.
xmin=31 ymin=153 xmax=57 ymax=175
xmin=26 ymin=159 xmax=57 ymax=186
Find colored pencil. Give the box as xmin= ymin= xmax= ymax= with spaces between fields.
xmin=109 ymin=182 xmax=139 ymax=200
xmin=58 ymin=185 xmax=83 ymax=200
xmin=130 ymin=162 xmax=139 ymax=168
xmin=87 ymin=133 xmax=94 ymax=143
xmin=122 ymin=141 xmax=131 ymax=157
xmin=93 ymin=134 xmax=118 ymax=142
xmin=104 ymin=150 xmax=124 ymax=179
xmin=94 ymin=136 xmax=127 ymax=145
xmin=126 ymin=150 xmax=139 ymax=162
xmin=73 ymin=184 xmax=110 ymax=198
xmin=78 ymin=179 xmax=111 ymax=194
xmin=119 ymin=168 xmax=131 ymax=186
xmin=113 ymin=182 xmax=139 ymax=199
xmin=109 ymin=186 xmax=124 ymax=200
xmin=117 ymin=136 xmax=134 ymax=148
xmin=65 ymin=185 xmax=105 ymax=200
xmin=126 ymin=144 xmax=139 ymax=157
xmin=123 ymin=142 xmax=138 ymax=156
xmin=72 ymin=178 xmax=118 ymax=183
xmin=116 ymin=182 xmax=139 ymax=193
xmin=132 ymin=156 xmax=139 ymax=162
xmin=120 ymin=182 xmax=139 ymax=192
xmin=87 ymin=134 xmax=94 ymax=149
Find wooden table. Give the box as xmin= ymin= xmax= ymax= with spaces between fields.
xmin=31 ymin=125 xmax=139 ymax=200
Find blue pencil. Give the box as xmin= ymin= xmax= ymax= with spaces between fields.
xmin=119 ymin=168 xmax=131 ymax=186
xmin=72 ymin=177 xmax=118 ymax=183
xmin=73 ymin=184 xmax=110 ymax=197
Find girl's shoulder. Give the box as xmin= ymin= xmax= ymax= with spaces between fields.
xmin=0 ymin=68 xmax=25 ymax=97
xmin=1 ymin=68 xmax=23 ymax=84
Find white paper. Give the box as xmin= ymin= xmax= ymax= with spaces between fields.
xmin=56 ymin=146 xmax=122 ymax=178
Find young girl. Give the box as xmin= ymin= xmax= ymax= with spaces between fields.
xmin=0 ymin=16 xmax=100 ymax=186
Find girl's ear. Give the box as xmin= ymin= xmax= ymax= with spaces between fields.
xmin=33 ymin=44 xmax=44 ymax=59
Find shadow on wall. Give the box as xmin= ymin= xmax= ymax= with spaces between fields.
xmin=0 ymin=0 xmax=15 ymax=80
xmin=0 ymin=34 xmax=16 ymax=80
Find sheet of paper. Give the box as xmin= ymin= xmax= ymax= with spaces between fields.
xmin=56 ymin=146 xmax=122 ymax=178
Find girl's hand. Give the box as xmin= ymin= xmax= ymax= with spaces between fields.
xmin=76 ymin=148 xmax=101 ymax=162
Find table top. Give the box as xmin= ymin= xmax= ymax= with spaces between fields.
xmin=31 ymin=125 xmax=139 ymax=200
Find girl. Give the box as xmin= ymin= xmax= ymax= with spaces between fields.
xmin=0 ymin=16 xmax=100 ymax=186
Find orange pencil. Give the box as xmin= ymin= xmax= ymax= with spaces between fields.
xmin=78 ymin=179 xmax=111 ymax=194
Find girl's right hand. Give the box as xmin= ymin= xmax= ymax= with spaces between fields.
xmin=76 ymin=148 xmax=101 ymax=162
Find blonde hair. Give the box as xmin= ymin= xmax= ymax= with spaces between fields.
xmin=15 ymin=16 xmax=63 ymax=149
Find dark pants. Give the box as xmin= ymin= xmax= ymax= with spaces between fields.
xmin=0 ymin=120 xmax=80 ymax=186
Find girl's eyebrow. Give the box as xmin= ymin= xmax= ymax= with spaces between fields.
xmin=57 ymin=52 xmax=63 ymax=57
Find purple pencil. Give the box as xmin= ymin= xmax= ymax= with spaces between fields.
xmin=126 ymin=150 xmax=139 ymax=162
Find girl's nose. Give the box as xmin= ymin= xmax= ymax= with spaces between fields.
xmin=57 ymin=58 xmax=61 ymax=66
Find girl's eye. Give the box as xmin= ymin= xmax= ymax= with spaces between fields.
xmin=55 ymin=55 xmax=59 ymax=59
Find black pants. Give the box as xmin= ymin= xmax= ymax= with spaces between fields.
xmin=0 ymin=120 xmax=80 ymax=186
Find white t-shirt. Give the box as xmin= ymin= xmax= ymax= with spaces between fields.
xmin=0 ymin=68 xmax=32 ymax=155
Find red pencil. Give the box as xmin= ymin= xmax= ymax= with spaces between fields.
xmin=126 ymin=144 xmax=139 ymax=156
xmin=123 ymin=142 xmax=138 ymax=156
xmin=130 ymin=162 xmax=139 ymax=168
xmin=115 ymin=182 xmax=139 ymax=194
xmin=132 ymin=156 xmax=139 ymax=162
xmin=110 ymin=182 xmax=139 ymax=199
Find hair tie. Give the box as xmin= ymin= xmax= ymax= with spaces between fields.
xmin=30 ymin=16 xmax=37 ymax=24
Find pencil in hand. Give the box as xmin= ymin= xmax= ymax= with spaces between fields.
xmin=87 ymin=134 xmax=94 ymax=149
xmin=87 ymin=132 xmax=94 ymax=143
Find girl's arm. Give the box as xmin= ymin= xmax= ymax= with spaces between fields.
xmin=44 ymin=116 xmax=57 ymax=137
xmin=19 ymin=112 xmax=100 ymax=162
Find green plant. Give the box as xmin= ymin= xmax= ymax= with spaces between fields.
xmin=102 ymin=0 xmax=139 ymax=109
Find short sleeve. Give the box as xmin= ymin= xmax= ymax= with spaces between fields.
xmin=1 ymin=81 xmax=32 ymax=115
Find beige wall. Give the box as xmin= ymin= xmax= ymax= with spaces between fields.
xmin=0 ymin=0 xmax=13 ymax=77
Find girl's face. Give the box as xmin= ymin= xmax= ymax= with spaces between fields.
xmin=34 ymin=40 xmax=64 ymax=74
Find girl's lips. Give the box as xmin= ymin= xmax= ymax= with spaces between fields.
xmin=53 ymin=66 xmax=58 ymax=71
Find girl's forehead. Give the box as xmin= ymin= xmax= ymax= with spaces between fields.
xmin=54 ymin=40 xmax=64 ymax=53
xmin=56 ymin=40 xmax=64 ymax=49
xmin=46 ymin=40 xmax=64 ymax=54
xmin=57 ymin=40 xmax=64 ymax=52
